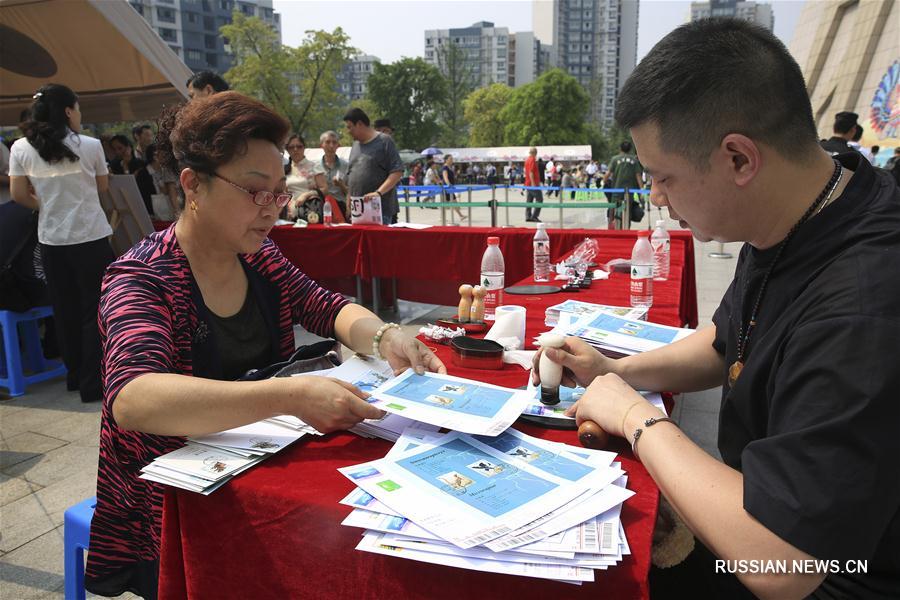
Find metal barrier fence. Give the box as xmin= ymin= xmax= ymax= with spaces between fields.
xmin=397 ymin=184 xmax=651 ymax=229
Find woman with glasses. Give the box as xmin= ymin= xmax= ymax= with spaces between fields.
xmin=85 ymin=92 xmax=445 ymax=599
xmin=284 ymin=133 xmax=324 ymax=221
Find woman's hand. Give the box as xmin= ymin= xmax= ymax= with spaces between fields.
xmin=288 ymin=376 xmax=385 ymax=433
xmin=380 ymin=329 xmax=447 ymax=376
xmin=531 ymin=336 xmax=612 ymax=388
xmin=564 ymin=373 xmax=662 ymax=438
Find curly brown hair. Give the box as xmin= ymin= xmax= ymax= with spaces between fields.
xmin=155 ymin=91 xmax=290 ymax=177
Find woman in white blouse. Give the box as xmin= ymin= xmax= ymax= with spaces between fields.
xmin=284 ymin=134 xmax=325 ymax=221
xmin=9 ymin=84 xmax=114 ymax=403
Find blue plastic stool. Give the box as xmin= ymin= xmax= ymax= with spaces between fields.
xmin=64 ymin=496 xmax=96 ymax=600
xmin=0 ymin=306 xmax=67 ymax=396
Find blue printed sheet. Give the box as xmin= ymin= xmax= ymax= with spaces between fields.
xmin=395 ymin=437 xmax=558 ymax=518
xmin=577 ymin=312 xmax=681 ymax=344
xmin=384 ymin=373 xmax=513 ymax=419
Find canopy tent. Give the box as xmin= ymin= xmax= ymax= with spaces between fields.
xmin=0 ymin=0 xmax=193 ymax=125
xmin=434 ymin=145 xmax=593 ymax=163
xmin=300 ymin=145 xmax=593 ymax=166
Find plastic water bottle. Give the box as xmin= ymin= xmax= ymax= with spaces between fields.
xmin=533 ymin=223 xmax=551 ymax=282
xmin=323 ymin=200 xmax=333 ymax=226
xmin=650 ymin=220 xmax=670 ymax=280
xmin=480 ymin=236 xmax=505 ymax=321
xmin=630 ymin=231 xmax=654 ymax=309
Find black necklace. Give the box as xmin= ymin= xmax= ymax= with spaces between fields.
xmin=728 ymin=159 xmax=843 ymax=387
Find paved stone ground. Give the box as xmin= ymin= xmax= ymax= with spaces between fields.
xmin=0 ymin=191 xmax=740 ymax=598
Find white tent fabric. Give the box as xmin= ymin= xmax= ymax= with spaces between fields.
xmin=0 ymin=0 xmax=193 ymax=125
xmin=300 ymin=145 xmax=593 ymax=164
xmin=435 ymin=145 xmax=593 ymax=163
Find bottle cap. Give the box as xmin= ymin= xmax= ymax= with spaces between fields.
xmin=537 ymin=222 xmax=546 ymax=228
xmin=487 ymin=236 xmax=500 ymax=245
xmin=637 ymin=230 xmax=649 ymax=237
xmin=656 ymin=220 xmax=665 ymax=227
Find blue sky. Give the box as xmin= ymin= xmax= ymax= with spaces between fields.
xmin=273 ymin=0 xmax=805 ymax=63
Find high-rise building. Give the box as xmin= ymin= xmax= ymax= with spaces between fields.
xmin=337 ymin=55 xmax=381 ymax=102
xmin=424 ymin=22 xmax=514 ymax=88
xmin=532 ymin=0 xmax=639 ymax=126
xmin=508 ymin=32 xmax=552 ymax=87
xmin=690 ymin=0 xmax=774 ymax=30
xmin=789 ymin=0 xmax=898 ymax=149
xmin=424 ymin=22 xmax=551 ymax=88
xmin=128 ymin=0 xmax=281 ymax=74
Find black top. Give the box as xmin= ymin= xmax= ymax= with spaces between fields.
xmin=110 ymin=157 xmax=146 ymax=175
xmin=207 ymin=287 xmax=272 ymax=380
xmin=820 ymin=137 xmax=853 ymax=156
xmin=711 ymin=154 xmax=900 ymax=598
xmin=441 ymin=164 xmax=455 ymax=185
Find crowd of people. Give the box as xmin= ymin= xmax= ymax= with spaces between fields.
xmin=0 ymin=16 xmax=898 ymax=600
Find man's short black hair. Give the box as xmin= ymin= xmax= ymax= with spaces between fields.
xmin=132 ymin=124 xmax=151 ymax=139
xmin=343 ymin=107 xmax=370 ymax=127
xmin=620 ymin=141 xmax=633 ymax=153
xmin=852 ymin=123 xmax=864 ymax=142
xmin=834 ymin=111 xmax=859 ymax=135
xmin=186 ymin=71 xmax=229 ymax=93
xmin=110 ymin=134 xmax=132 ymax=148
xmin=374 ymin=118 xmax=392 ymax=130
xmin=616 ymin=18 xmax=818 ymax=168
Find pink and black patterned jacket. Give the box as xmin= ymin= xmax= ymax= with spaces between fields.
xmin=85 ymin=225 xmax=349 ymax=596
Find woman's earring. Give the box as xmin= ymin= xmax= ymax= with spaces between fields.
xmin=190 ymin=200 xmax=198 ymax=211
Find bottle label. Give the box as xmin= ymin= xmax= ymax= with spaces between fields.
xmin=651 ymin=239 xmax=670 ymax=252
xmin=631 ymin=264 xmax=652 ymax=279
xmin=533 ymin=241 xmax=549 ymax=255
xmin=481 ymin=273 xmax=505 ymax=290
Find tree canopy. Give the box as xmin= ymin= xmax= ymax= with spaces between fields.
xmin=463 ymin=83 xmax=513 ymax=147
xmin=434 ymin=41 xmax=475 ymax=147
xmin=221 ymin=14 xmax=354 ymax=137
xmin=366 ymin=58 xmax=446 ymax=150
xmin=500 ymin=69 xmax=590 ymax=146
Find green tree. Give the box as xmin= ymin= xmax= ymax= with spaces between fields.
xmin=221 ymin=13 xmax=293 ymax=123
xmin=367 ymin=58 xmax=446 ymax=150
xmin=435 ymin=41 xmax=475 ymax=147
xmin=222 ymin=13 xmax=355 ymax=136
xmin=294 ymin=29 xmax=356 ymax=137
xmin=463 ymin=83 xmax=513 ymax=147
xmin=500 ymin=69 xmax=590 ymax=146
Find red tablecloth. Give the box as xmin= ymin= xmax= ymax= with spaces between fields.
xmin=267 ymin=225 xmax=698 ymax=327
xmin=157 ymin=248 xmax=693 ymax=599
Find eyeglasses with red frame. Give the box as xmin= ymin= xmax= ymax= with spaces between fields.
xmin=212 ymin=172 xmax=292 ymax=208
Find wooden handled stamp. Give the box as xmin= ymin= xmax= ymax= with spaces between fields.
xmin=471 ymin=285 xmax=487 ymax=323
xmin=457 ymin=284 xmax=473 ymax=323
xmin=578 ymin=421 xmax=610 ymax=449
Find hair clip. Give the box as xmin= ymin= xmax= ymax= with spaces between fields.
xmin=32 ymin=92 xmax=43 ymax=99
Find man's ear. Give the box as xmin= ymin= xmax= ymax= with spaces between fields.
xmin=719 ymin=133 xmax=760 ymax=188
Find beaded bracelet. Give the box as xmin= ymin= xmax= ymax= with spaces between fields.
xmin=631 ymin=416 xmax=678 ymax=460
xmin=373 ymin=322 xmax=401 ymax=360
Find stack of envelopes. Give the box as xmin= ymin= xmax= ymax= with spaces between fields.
xmin=337 ymin=427 xmax=634 ymax=584
xmin=547 ymin=309 xmax=694 ymax=359
xmin=544 ymin=299 xmax=647 ymax=327
xmin=139 ymin=418 xmax=318 ymax=494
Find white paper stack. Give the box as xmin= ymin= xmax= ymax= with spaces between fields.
xmin=550 ymin=309 xmax=693 ymax=359
xmin=337 ymin=427 xmax=635 ymax=584
xmin=140 ymin=418 xmax=312 ymax=494
xmin=544 ymin=300 xmax=648 ymax=327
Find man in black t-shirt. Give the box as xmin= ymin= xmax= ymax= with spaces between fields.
xmin=533 ymin=19 xmax=900 ymax=600
xmin=820 ymin=111 xmax=859 ymax=156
